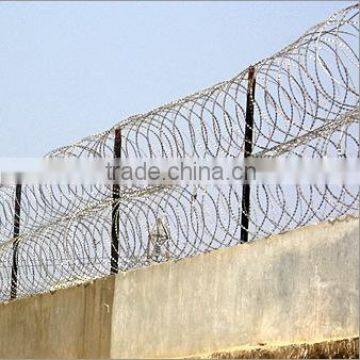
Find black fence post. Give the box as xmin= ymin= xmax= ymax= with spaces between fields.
xmin=240 ymin=66 xmax=256 ymax=243
xmin=10 ymin=182 xmax=22 ymax=299
xmin=111 ymin=128 xmax=121 ymax=274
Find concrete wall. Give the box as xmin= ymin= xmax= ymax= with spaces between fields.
xmin=0 ymin=276 xmax=114 ymax=358
xmin=0 ymin=217 xmax=358 ymax=359
xmin=111 ymin=217 xmax=359 ymax=358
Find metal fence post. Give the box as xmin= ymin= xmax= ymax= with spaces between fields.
xmin=240 ymin=66 xmax=256 ymax=243
xmin=111 ymin=128 xmax=121 ymax=274
xmin=10 ymin=182 xmax=22 ymax=299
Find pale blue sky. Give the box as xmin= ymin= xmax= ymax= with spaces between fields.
xmin=0 ymin=1 xmax=353 ymax=157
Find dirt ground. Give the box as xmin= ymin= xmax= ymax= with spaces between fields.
xmin=194 ymin=337 xmax=359 ymax=359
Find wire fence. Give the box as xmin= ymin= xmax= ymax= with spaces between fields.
xmin=0 ymin=4 xmax=359 ymax=300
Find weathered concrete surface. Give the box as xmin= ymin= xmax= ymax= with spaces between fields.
xmin=0 ymin=276 xmax=114 ymax=358
xmin=111 ymin=217 xmax=359 ymax=359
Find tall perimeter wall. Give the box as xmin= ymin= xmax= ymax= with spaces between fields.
xmin=0 ymin=216 xmax=358 ymax=358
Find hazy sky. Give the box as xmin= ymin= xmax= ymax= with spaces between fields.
xmin=0 ymin=1 xmax=354 ymax=157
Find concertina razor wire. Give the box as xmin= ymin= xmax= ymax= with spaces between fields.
xmin=0 ymin=4 xmax=359 ymax=300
